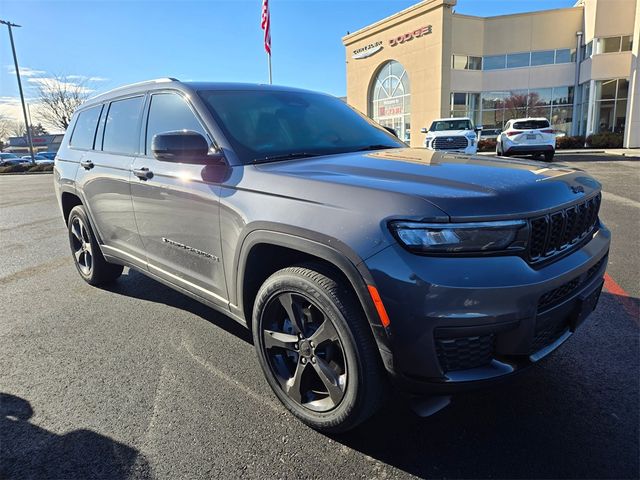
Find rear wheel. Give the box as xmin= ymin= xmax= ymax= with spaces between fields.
xmin=544 ymin=151 xmax=554 ymax=162
xmin=68 ymin=205 xmax=123 ymax=285
xmin=252 ymin=265 xmax=386 ymax=432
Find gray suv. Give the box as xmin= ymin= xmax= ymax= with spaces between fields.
xmin=54 ymin=78 xmax=610 ymax=432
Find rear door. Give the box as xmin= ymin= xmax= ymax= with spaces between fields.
xmin=130 ymin=91 xmax=228 ymax=306
xmin=75 ymin=95 xmax=147 ymax=269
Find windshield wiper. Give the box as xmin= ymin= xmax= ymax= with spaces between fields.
xmin=355 ymin=144 xmax=400 ymax=152
xmin=252 ymin=152 xmax=320 ymax=164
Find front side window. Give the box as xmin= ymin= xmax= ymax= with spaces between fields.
xmin=70 ymin=105 xmax=102 ymax=149
xmin=102 ymin=96 xmax=144 ymax=154
xmin=145 ymin=93 xmax=208 ymax=155
xmin=198 ymin=90 xmax=404 ymax=164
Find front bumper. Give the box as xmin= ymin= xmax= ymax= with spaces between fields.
xmin=364 ymin=224 xmax=610 ymax=395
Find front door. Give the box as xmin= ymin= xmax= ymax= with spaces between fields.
xmin=130 ymin=91 xmax=228 ymax=306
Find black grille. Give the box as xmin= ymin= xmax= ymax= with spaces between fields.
xmin=530 ymin=314 xmax=568 ymax=354
xmin=537 ymin=255 xmax=607 ymax=312
xmin=435 ymin=334 xmax=494 ymax=372
xmin=528 ymin=194 xmax=601 ymax=261
xmin=532 ymin=255 xmax=607 ymax=353
xmin=433 ymin=136 xmax=468 ymax=150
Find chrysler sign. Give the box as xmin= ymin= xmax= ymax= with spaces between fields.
xmin=352 ymin=41 xmax=383 ymax=59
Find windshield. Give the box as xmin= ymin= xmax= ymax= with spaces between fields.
xmin=198 ymin=89 xmax=405 ymax=164
xmin=429 ymin=119 xmax=473 ymax=132
xmin=0 ymin=153 xmax=18 ymax=159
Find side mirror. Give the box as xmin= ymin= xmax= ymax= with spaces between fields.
xmin=475 ymin=125 xmax=483 ymax=132
xmin=383 ymin=126 xmax=398 ymax=137
xmin=420 ymin=127 xmax=428 ymax=134
xmin=152 ymin=131 xmax=220 ymax=164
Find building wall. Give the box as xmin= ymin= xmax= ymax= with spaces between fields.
xmin=343 ymin=0 xmax=639 ymax=148
xmin=623 ymin=0 xmax=640 ymax=147
xmin=343 ymin=0 xmax=454 ymax=147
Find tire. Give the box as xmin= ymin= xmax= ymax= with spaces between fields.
xmin=67 ymin=205 xmax=123 ymax=286
xmin=543 ymin=151 xmax=554 ymax=162
xmin=252 ymin=265 xmax=387 ymax=433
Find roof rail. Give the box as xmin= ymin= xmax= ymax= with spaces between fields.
xmin=86 ymin=77 xmax=180 ymax=103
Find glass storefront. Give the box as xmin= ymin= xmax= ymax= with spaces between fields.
xmin=451 ymin=87 xmax=574 ymax=133
xmin=592 ymin=78 xmax=629 ymax=133
xmin=369 ymin=60 xmax=411 ymax=142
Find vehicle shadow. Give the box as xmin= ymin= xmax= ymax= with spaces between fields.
xmin=104 ymin=267 xmax=253 ymax=345
xmin=0 ymin=393 xmax=152 ymax=479
xmin=332 ymin=291 xmax=640 ymax=479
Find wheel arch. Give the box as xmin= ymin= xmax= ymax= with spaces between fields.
xmin=232 ymin=228 xmax=392 ymax=360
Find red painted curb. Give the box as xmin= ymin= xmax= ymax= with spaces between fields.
xmin=604 ymin=273 xmax=639 ymax=325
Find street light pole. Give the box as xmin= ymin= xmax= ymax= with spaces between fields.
xmin=1 ymin=19 xmax=35 ymax=164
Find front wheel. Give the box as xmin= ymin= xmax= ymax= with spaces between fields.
xmin=252 ymin=265 xmax=387 ymax=433
xmin=68 ymin=205 xmax=123 ymax=285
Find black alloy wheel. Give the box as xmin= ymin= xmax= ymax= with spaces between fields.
xmin=252 ymin=265 xmax=387 ymax=432
xmin=261 ymin=291 xmax=347 ymax=411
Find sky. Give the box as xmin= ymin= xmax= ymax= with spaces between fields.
xmin=0 ymin=0 xmax=576 ymax=132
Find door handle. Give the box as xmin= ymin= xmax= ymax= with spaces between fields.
xmin=133 ymin=167 xmax=153 ymax=180
xmin=80 ymin=159 xmax=94 ymax=170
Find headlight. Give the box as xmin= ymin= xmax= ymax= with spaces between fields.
xmin=389 ymin=220 xmax=527 ymax=254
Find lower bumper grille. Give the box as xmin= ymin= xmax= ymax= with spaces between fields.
xmin=435 ymin=333 xmax=494 ymax=373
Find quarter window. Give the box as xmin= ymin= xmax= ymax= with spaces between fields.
xmin=70 ymin=105 xmax=102 ymax=149
xmin=102 ymin=96 xmax=144 ymax=154
xmin=145 ymin=93 xmax=208 ymax=155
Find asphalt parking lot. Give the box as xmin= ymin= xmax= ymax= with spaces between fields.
xmin=1 ymin=153 xmax=638 ymax=479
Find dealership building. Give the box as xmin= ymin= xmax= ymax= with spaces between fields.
xmin=342 ymin=0 xmax=639 ymax=148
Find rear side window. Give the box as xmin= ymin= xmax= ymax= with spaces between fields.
xmin=102 ymin=96 xmax=144 ymax=154
xmin=70 ymin=106 xmax=102 ymax=149
xmin=513 ymin=120 xmax=550 ymax=130
xmin=145 ymin=93 xmax=208 ymax=155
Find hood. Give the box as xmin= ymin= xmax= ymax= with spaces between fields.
xmin=427 ymin=130 xmax=474 ymax=137
xmin=256 ymin=148 xmax=601 ymax=221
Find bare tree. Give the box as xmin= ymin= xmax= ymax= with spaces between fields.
xmin=36 ymin=75 xmax=91 ymax=131
xmin=0 ymin=115 xmax=12 ymax=143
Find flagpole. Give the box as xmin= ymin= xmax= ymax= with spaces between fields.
xmin=268 ymin=54 xmax=272 ymax=85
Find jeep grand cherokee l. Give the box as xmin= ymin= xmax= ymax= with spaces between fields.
xmin=54 ymin=79 xmax=610 ymax=433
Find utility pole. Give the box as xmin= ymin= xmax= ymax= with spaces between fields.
xmin=1 ymin=19 xmax=35 ymax=164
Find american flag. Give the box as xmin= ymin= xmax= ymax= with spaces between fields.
xmin=261 ymin=0 xmax=271 ymax=55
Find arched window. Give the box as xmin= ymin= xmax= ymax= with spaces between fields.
xmin=369 ymin=60 xmax=411 ymax=142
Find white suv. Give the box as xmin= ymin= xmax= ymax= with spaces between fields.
xmin=496 ymin=118 xmax=556 ymax=162
xmin=421 ymin=117 xmax=479 ymax=154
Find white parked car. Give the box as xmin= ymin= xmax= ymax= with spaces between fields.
xmin=421 ymin=117 xmax=480 ymax=154
xmin=496 ymin=118 xmax=556 ymax=162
